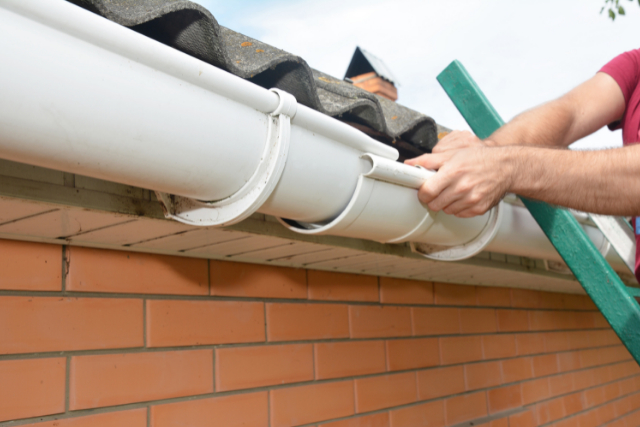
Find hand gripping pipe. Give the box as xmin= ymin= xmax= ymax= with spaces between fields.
xmin=0 ymin=0 xmax=626 ymax=272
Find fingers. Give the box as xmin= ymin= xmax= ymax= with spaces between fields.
xmin=455 ymin=205 xmax=492 ymax=218
xmin=428 ymin=187 xmax=464 ymax=213
xmin=403 ymin=154 xmax=425 ymax=167
xmin=432 ymin=130 xmax=482 ymax=154
xmin=417 ymin=170 xmax=454 ymax=206
xmin=404 ymin=152 xmax=450 ymax=170
xmin=418 ymin=171 xmax=492 ymax=218
xmin=442 ymin=196 xmax=489 ymax=217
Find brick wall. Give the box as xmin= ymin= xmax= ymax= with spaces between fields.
xmin=1 ymin=238 xmax=640 ymax=427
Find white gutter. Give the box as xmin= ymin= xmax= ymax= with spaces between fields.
xmin=0 ymin=0 xmax=627 ymax=274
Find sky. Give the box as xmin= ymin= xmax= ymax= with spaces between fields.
xmin=192 ymin=0 xmax=640 ymax=149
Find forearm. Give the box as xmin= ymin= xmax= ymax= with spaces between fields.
xmin=484 ymin=73 xmax=625 ymax=149
xmin=485 ymin=99 xmax=578 ymax=148
xmin=505 ymin=144 xmax=640 ymax=215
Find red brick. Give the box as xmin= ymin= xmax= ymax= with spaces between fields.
xmin=508 ymin=408 xmax=537 ymax=427
xmin=349 ymin=305 xmax=411 ymax=338
xmin=67 ymin=247 xmax=207 ymax=295
xmin=465 ymin=361 xmax=502 ymax=391
xmin=621 ymin=410 xmax=640 ymax=427
xmin=575 ymin=410 xmax=599 ymax=427
xmin=516 ymin=333 xmax=545 ymax=356
xmin=579 ymin=312 xmax=600 ymax=329
xmin=537 ymin=397 xmax=567 ymax=424
xmin=497 ymin=309 xmax=529 ymax=332
xmin=562 ymin=294 xmax=594 ymax=311
xmin=549 ymin=374 xmax=573 ymax=397
xmin=501 ymin=357 xmax=534 ymax=383
xmin=537 ymin=291 xmax=566 ymax=310
xmin=601 ymin=330 xmax=622 ymax=346
xmin=0 ymin=296 xmax=142 ymax=354
xmin=267 ymin=302 xmax=349 ymax=341
xmin=544 ymin=332 xmax=572 ymax=353
xmin=216 ymin=344 xmax=312 ymax=391
xmin=386 ymin=338 xmax=439 ymax=371
xmin=618 ymin=377 xmax=638 ymax=395
xmin=529 ymin=311 xmax=570 ymax=331
xmin=579 ymin=348 xmax=603 ymax=369
xmin=151 ymin=392 xmax=267 ymax=427
xmin=210 ymin=260 xmax=306 ymax=299
xmin=569 ymin=330 xmax=593 ymax=349
xmin=574 ymin=369 xmax=598 ymax=393
xmin=532 ymin=354 xmax=559 ymax=377
xmin=614 ymin=394 xmax=634 ymax=418
xmin=440 ymin=336 xmax=483 ymax=365
xmin=482 ymin=334 xmax=517 ymax=359
xmin=70 ymin=350 xmax=213 ymax=409
xmin=564 ymin=392 xmax=585 ymax=416
xmin=412 ymin=307 xmax=460 ymax=336
xmin=321 ymin=413 xmax=389 ymax=427
xmin=572 ymin=368 xmax=601 ymax=391
xmin=604 ymin=382 xmax=621 ymax=401
xmin=611 ymin=394 xmax=628 ymax=415
xmin=0 ymin=240 xmax=61 ymax=291
xmin=389 ymin=401 xmax=445 ymax=427
xmin=445 ymin=391 xmax=488 ymax=425
xmin=270 ymin=381 xmax=354 ymax=427
xmin=417 ymin=366 xmax=465 ymax=400
xmin=487 ymin=384 xmax=522 ymax=413
xmin=146 ymin=299 xmax=264 ymax=347
xmin=380 ymin=277 xmax=433 ymax=305
xmin=476 ymin=286 xmax=511 ymax=307
xmin=434 ymin=283 xmax=476 ymax=306
xmin=0 ymin=358 xmax=65 ymax=422
xmin=606 ymin=418 xmax=627 ymax=427
xmin=595 ymin=401 xmax=617 ymax=424
xmin=511 ymin=289 xmax=540 ymax=308
xmin=557 ymin=351 xmax=582 ymax=372
xmin=592 ymin=312 xmax=610 ymax=328
xmin=308 ymin=270 xmax=378 ymax=302
xmin=459 ymin=308 xmax=497 ymax=334
xmin=22 ymin=409 xmax=147 ymax=427
xmin=315 ymin=341 xmax=386 ymax=379
xmin=355 ymin=372 xmax=417 ymax=413
xmin=521 ymin=378 xmax=550 ymax=405
xmin=483 ymin=419 xmax=509 ymax=427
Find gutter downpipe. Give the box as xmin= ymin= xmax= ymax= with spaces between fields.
xmin=0 ymin=0 xmax=626 ymax=274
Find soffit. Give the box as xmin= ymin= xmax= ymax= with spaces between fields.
xmin=0 ymin=158 xmax=606 ymax=295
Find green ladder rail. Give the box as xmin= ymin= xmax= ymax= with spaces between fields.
xmin=437 ymin=60 xmax=640 ymax=365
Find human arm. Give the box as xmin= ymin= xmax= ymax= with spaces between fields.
xmin=407 ymin=144 xmax=640 ymax=217
xmin=404 ymin=72 xmax=629 ymax=218
xmin=431 ymin=72 xmax=625 ymax=152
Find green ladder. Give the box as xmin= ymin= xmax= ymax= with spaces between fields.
xmin=437 ymin=60 xmax=640 ymax=365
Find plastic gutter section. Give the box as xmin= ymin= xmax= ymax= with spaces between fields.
xmin=0 ymin=0 xmax=628 ymax=274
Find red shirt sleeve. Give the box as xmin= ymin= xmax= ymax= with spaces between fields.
xmin=600 ymin=49 xmax=640 ymax=130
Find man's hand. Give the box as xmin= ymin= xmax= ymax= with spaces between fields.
xmin=431 ymin=130 xmax=488 ymax=153
xmin=405 ymin=146 xmax=514 ymax=218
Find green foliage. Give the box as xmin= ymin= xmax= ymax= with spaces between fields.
xmin=601 ymin=0 xmax=639 ymax=20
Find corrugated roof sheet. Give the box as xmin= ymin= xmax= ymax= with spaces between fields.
xmin=67 ymin=0 xmax=442 ymax=154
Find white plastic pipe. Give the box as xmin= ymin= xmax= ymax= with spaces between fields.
xmin=0 ymin=0 xmax=627 ymax=274
xmin=486 ymin=203 xmax=614 ymax=265
xmin=0 ymin=0 xmax=395 ymax=223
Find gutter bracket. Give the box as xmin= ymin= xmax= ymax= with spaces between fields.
xmin=155 ymin=88 xmax=297 ymax=226
xmin=410 ymin=203 xmax=503 ymax=261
